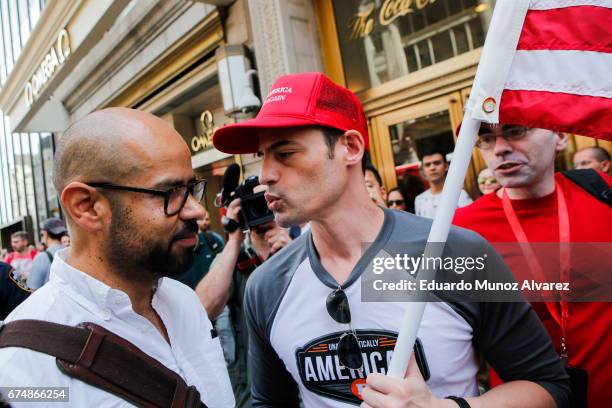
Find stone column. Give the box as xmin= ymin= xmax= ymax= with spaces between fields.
xmin=247 ymin=0 xmax=323 ymax=94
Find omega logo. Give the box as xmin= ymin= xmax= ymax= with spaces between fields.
xmin=191 ymin=110 xmax=218 ymax=153
xmin=24 ymin=29 xmax=71 ymax=106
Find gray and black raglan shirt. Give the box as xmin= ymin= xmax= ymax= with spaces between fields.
xmin=244 ymin=209 xmax=570 ymax=407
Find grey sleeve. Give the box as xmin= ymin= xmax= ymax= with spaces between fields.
xmin=26 ymin=253 xmax=49 ymax=290
xmin=244 ymin=279 xmax=300 ymax=407
xmin=451 ymin=245 xmax=571 ymax=408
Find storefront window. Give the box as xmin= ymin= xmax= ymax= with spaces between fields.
xmin=389 ymin=109 xmax=454 ymax=182
xmin=28 ymin=0 xmax=41 ymax=25
xmin=9 ymin=0 xmax=22 ymax=62
xmin=332 ymin=0 xmax=492 ymax=92
xmin=18 ymin=0 xmax=31 ymax=45
xmin=31 ymin=133 xmax=48 ymax=221
xmin=20 ymin=133 xmax=38 ymax=235
xmin=4 ymin=120 xmax=20 ymax=218
xmin=1 ymin=0 xmax=14 ymax=73
xmin=0 ymin=32 xmax=6 ymax=85
xmin=41 ymin=133 xmax=60 ymax=218
xmin=0 ymin=117 xmax=10 ymax=223
xmin=12 ymin=133 xmax=28 ymax=217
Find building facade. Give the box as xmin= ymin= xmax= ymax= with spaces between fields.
xmin=0 ymin=0 xmax=56 ymax=246
xmin=1 ymin=0 xmax=610 ymax=247
xmin=1 ymin=0 xmax=242 ymax=239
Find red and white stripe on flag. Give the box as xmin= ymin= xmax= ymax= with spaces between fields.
xmin=468 ymin=0 xmax=612 ymax=141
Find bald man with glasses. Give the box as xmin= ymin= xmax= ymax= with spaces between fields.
xmin=0 ymin=108 xmax=234 ymax=407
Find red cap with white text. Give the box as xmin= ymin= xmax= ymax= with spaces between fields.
xmin=212 ymin=72 xmax=369 ymax=153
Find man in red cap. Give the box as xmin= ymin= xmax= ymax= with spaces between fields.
xmin=213 ymin=72 xmax=569 ymax=408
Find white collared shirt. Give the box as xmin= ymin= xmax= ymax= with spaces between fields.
xmin=0 ymin=248 xmax=235 ymax=407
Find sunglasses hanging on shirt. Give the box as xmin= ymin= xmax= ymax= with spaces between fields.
xmin=326 ymin=287 xmax=364 ymax=370
xmin=326 ymin=287 xmax=431 ymax=378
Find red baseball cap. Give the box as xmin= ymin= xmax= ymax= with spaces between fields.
xmin=212 ymin=72 xmax=369 ymax=154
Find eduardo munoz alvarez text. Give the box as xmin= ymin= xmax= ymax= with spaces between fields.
xmin=370 ymin=253 xmax=571 ymax=293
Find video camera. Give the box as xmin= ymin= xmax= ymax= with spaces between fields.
xmin=218 ymin=164 xmax=275 ymax=230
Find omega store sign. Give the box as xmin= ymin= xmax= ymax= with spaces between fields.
xmin=188 ymin=110 xmax=218 ymax=155
xmin=24 ymin=29 xmax=71 ymax=107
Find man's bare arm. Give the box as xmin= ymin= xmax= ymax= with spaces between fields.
xmin=195 ymin=199 xmax=243 ymax=319
xmin=466 ymin=381 xmax=556 ymax=408
xmin=195 ymin=233 xmax=242 ymax=319
xmin=361 ymin=357 xmax=557 ymax=408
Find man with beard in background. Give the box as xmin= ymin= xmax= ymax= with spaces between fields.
xmin=0 ymin=108 xmax=234 ymax=407
xmin=3 ymin=231 xmax=37 ymax=281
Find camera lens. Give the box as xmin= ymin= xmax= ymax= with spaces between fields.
xmin=241 ymin=191 xmax=275 ymax=227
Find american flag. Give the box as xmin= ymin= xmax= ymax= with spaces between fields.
xmin=467 ymin=0 xmax=612 ymax=141
xmin=389 ymin=0 xmax=611 ymax=379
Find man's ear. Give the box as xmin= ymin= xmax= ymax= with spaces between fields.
xmin=340 ymin=130 xmax=365 ymax=166
xmin=60 ymin=182 xmax=110 ymax=232
xmin=555 ymin=132 xmax=569 ymax=152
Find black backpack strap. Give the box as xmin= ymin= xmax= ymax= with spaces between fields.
xmin=562 ymin=169 xmax=612 ymax=207
xmin=44 ymin=251 xmax=54 ymax=263
xmin=0 ymin=320 xmax=206 ymax=408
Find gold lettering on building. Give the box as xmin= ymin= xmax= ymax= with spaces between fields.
xmin=348 ymin=4 xmax=375 ymax=40
xmin=24 ymin=29 xmax=71 ymax=106
xmin=348 ymin=0 xmax=437 ymax=39
xmin=380 ymin=0 xmax=437 ymax=26
xmin=191 ymin=111 xmax=218 ymax=153
xmin=57 ymin=29 xmax=71 ymax=63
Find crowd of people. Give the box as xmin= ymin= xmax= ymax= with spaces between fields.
xmin=364 ymin=145 xmax=609 ymax=222
xmin=0 ymin=72 xmax=610 ymax=408
xmin=0 ymin=220 xmax=70 ymax=319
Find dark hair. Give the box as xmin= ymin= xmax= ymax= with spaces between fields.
xmin=46 ymin=231 xmax=64 ymax=241
xmin=419 ymin=147 xmax=447 ymax=163
xmin=318 ymin=126 xmax=345 ymax=159
xmin=581 ymin=146 xmax=611 ymax=162
xmin=387 ymin=187 xmax=405 ymax=198
xmin=10 ymin=231 xmax=28 ymax=241
xmin=365 ymin=165 xmax=383 ymax=186
xmin=399 ymin=174 xmax=426 ymax=214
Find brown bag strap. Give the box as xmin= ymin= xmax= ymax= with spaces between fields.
xmin=0 ymin=320 xmax=206 ymax=408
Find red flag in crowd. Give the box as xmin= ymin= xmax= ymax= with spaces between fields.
xmin=389 ymin=0 xmax=611 ymax=378
xmin=468 ymin=0 xmax=612 ymax=141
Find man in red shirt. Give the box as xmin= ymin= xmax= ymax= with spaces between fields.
xmin=3 ymin=231 xmax=37 ymax=281
xmin=454 ymin=124 xmax=611 ymax=407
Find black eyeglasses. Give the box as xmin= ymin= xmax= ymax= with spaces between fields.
xmin=87 ymin=179 xmax=206 ymax=216
xmin=476 ymin=125 xmax=531 ymax=150
xmin=387 ymin=199 xmax=405 ymax=207
xmin=326 ymin=287 xmax=363 ymax=370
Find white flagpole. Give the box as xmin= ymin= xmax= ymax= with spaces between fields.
xmin=386 ymin=0 xmax=531 ymax=379
xmin=387 ymin=112 xmax=481 ymax=378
